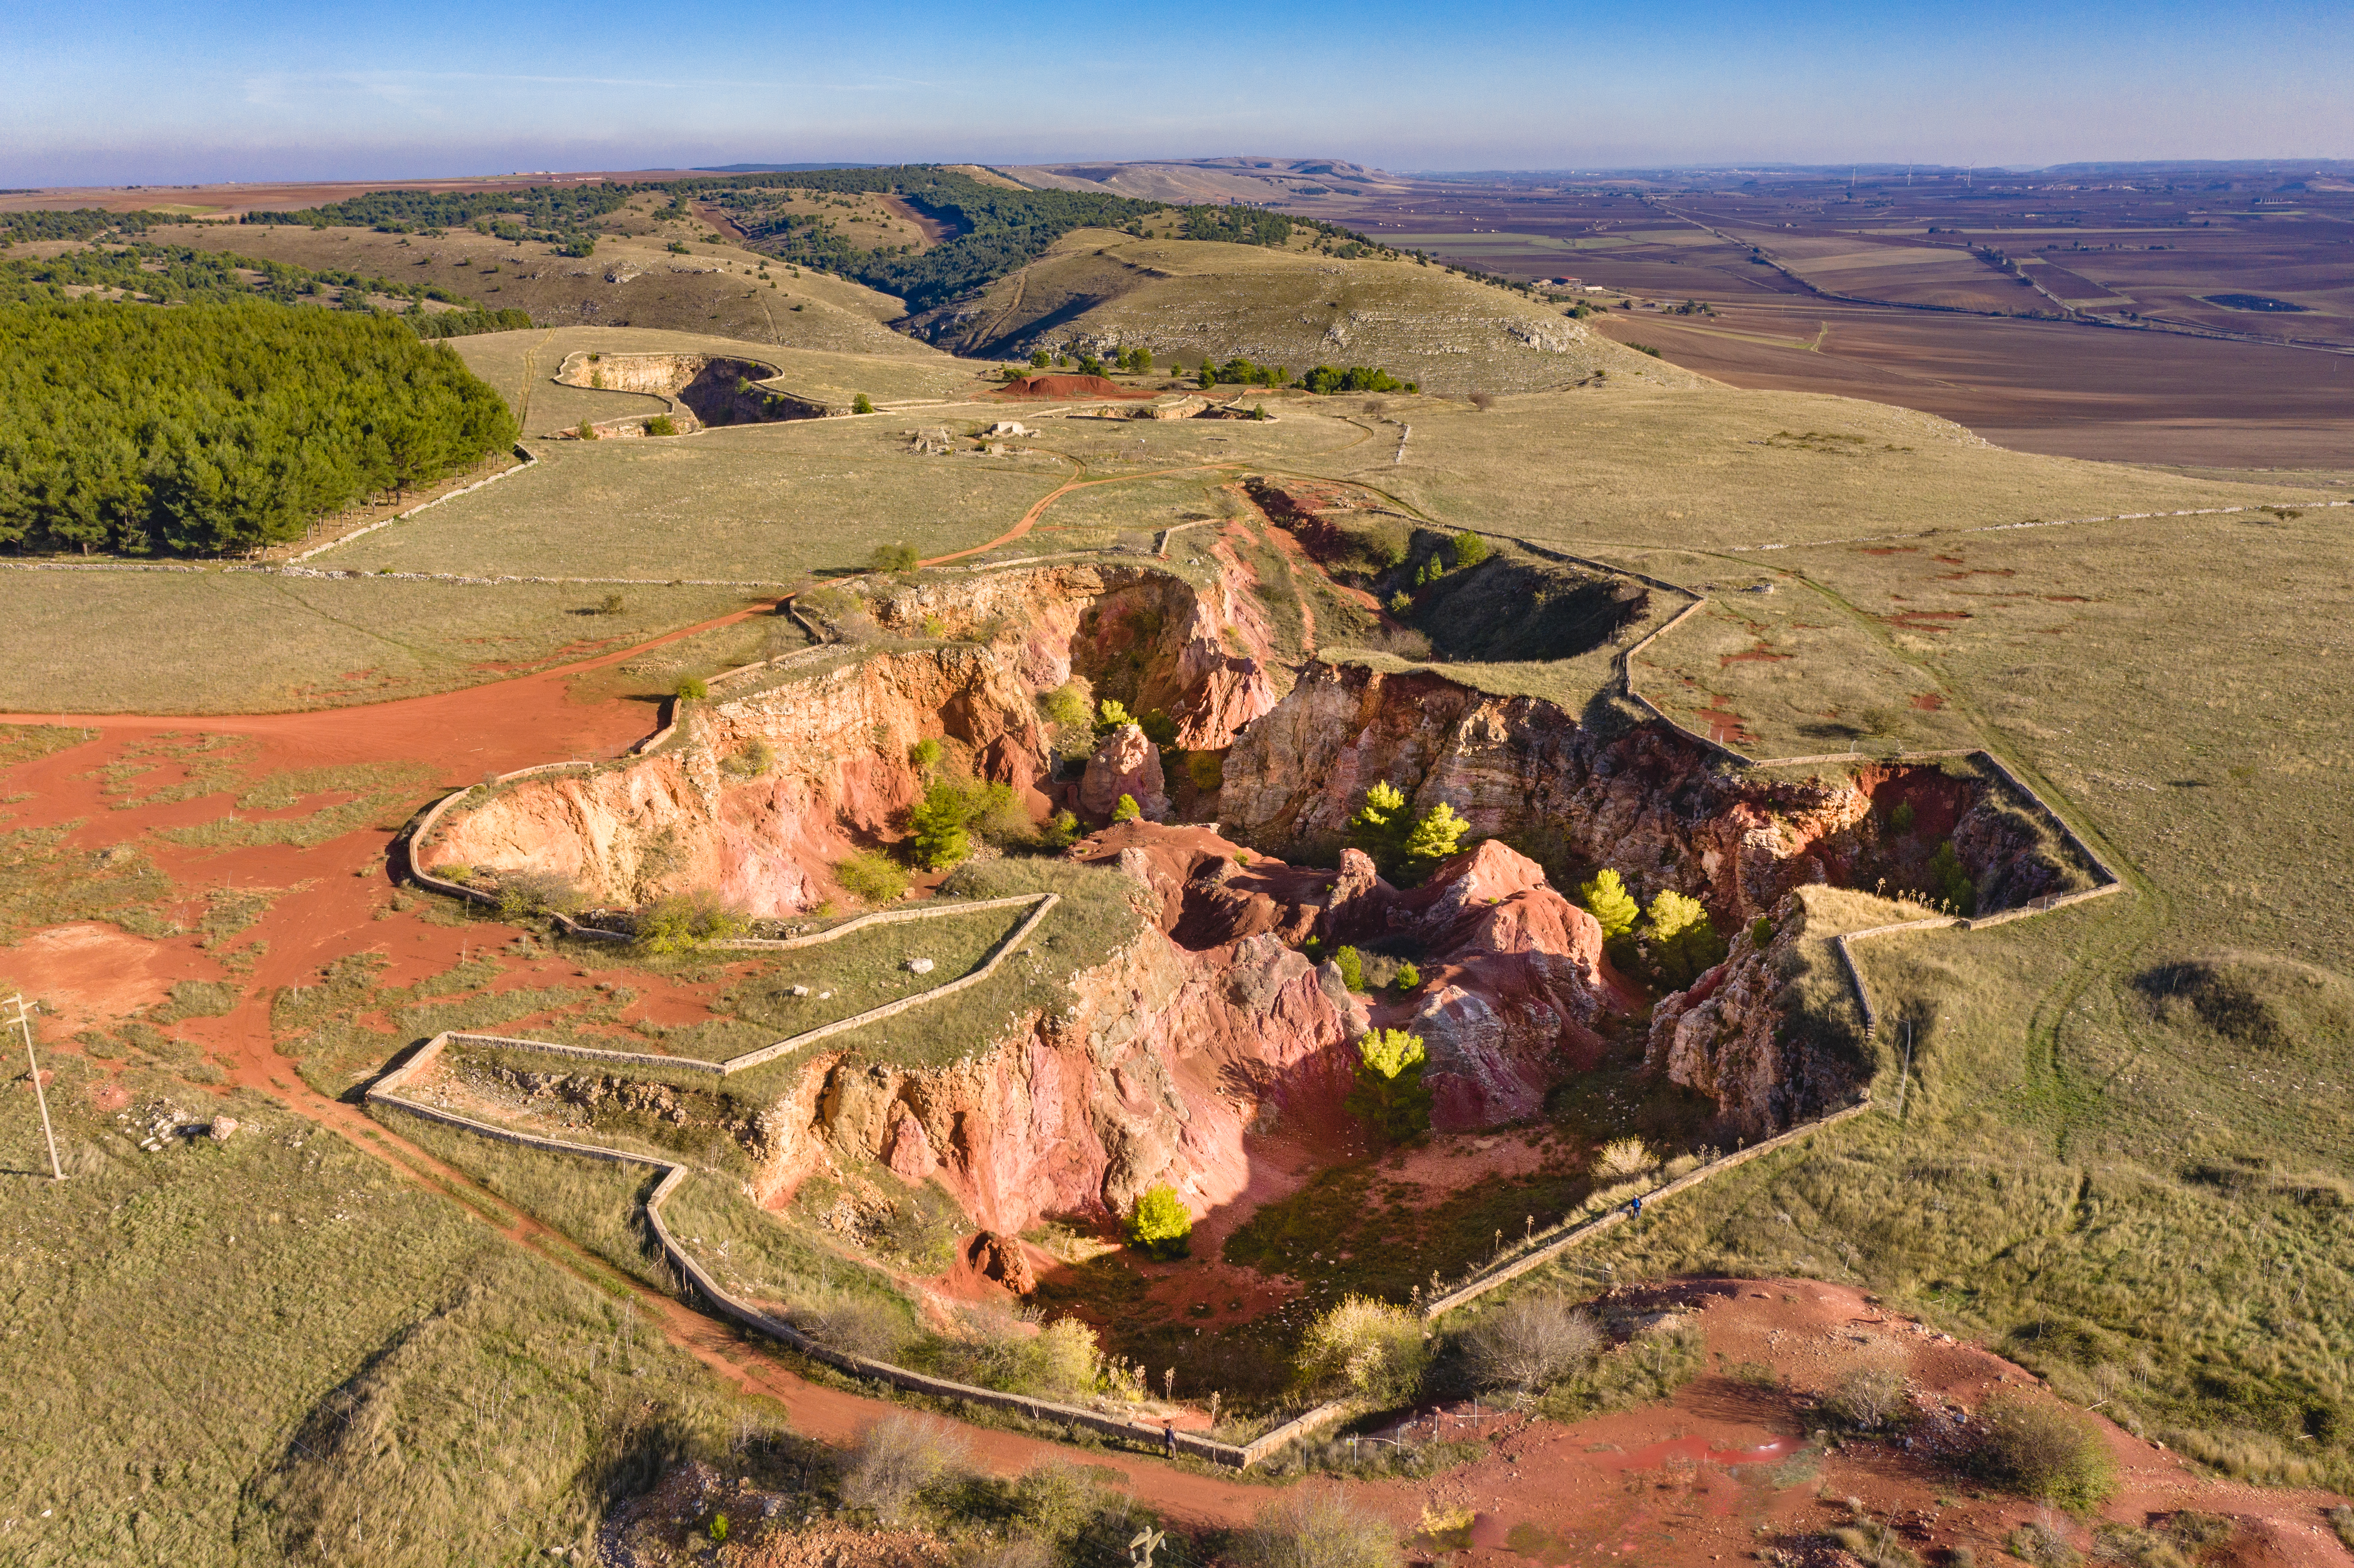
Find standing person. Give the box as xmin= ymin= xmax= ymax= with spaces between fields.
xmin=1162 ymin=1420 xmax=1177 ymax=1458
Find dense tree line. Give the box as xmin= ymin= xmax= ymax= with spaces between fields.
xmin=0 ymin=301 xmax=517 ymax=556
xmin=409 ymin=307 xmax=534 ymax=338
xmin=243 ymin=184 xmax=635 ymax=233
xmin=0 ymin=208 xmax=196 ymax=244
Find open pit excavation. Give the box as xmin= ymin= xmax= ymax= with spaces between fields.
xmin=387 ymin=543 xmax=2113 ymax=1449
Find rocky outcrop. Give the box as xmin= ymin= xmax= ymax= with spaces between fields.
xmin=1221 ymin=661 xmax=2074 ymax=926
xmin=868 ymin=560 xmax=1279 ymax=750
xmin=1080 ymin=724 xmax=1168 ymax=821
xmin=756 ymin=915 xmax=1364 ymax=1234
xmin=430 ymin=645 xmax=1048 ymax=915
xmin=1643 ymin=890 xmax=1864 ymax=1137
xmin=429 ymin=560 xmax=1283 ymax=915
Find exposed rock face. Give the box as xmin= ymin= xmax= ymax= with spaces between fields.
xmin=867 ymin=560 xmax=1280 ymax=751
xmin=1080 ymin=725 xmax=1169 ymax=821
xmin=1327 ymin=839 xmax=1615 ymax=1128
xmin=759 ymin=915 xmax=1363 ymax=1234
xmin=1221 ymin=661 xmax=2069 ymax=926
xmin=1643 ymin=891 xmax=1860 ymax=1137
xmin=431 ymin=645 xmax=1046 ymax=915
xmin=429 ymin=560 xmax=1281 ymax=916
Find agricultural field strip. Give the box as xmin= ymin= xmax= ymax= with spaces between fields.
xmin=366 ymin=1030 xmax=1269 ymax=1468
xmin=0 ymin=560 xmax=807 ymax=588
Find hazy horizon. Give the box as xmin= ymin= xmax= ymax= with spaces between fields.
xmin=5 ymin=0 xmax=2347 ymax=188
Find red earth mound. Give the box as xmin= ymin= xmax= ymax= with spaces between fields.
xmin=996 ymin=373 xmax=1155 ymax=399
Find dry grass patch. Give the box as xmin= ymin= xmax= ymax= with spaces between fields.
xmin=0 ymin=572 xmax=755 ymax=715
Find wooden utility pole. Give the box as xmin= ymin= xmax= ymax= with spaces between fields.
xmin=8 ymin=996 xmax=62 ymax=1181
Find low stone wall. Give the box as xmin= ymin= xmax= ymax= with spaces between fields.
xmin=430 ymin=893 xmax=1056 ymax=1080
xmin=370 ymin=1030 xmax=1258 ymax=1467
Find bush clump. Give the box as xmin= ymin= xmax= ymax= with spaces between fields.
xmin=1968 ymin=1394 xmax=2118 ymax=1511
xmin=1298 ymin=1295 xmax=1427 ymax=1405
xmin=632 ymin=890 xmax=744 ymax=955
xmin=1240 ymin=1486 xmax=1401 ymax=1568
xmin=1461 ymin=1293 xmax=1601 ymax=1396
xmin=834 ymin=849 xmax=909 ymax=905
xmin=840 ymin=1414 xmax=968 ymax=1523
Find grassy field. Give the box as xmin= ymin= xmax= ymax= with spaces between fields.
xmin=1343 ymin=387 xmax=2335 ymax=554
xmin=1435 ymin=506 xmax=2354 ymax=1487
xmin=308 ymin=407 xmax=1067 ymax=583
xmin=0 ymin=1054 xmax=747 ymax=1567
xmin=0 ymin=572 xmax=759 ymax=716
xmin=931 ymin=229 xmax=1695 ymax=393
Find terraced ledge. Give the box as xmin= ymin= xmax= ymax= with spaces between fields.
xmin=442 ymin=892 xmax=1058 ymax=1078
xmin=367 ymin=1029 xmax=1268 ymax=1467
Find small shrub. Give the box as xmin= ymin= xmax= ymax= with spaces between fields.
xmin=1096 ymin=697 xmax=1134 ymax=732
xmin=599 ymin=591 xmax=625 ymax=615
xmin=1298 ymin=1296 xmax=1428 ymax=1406
xmin=1241 ymin=1486 xmax=1402 ymax=1568
xmin=1970 ymin=1395 xmax=2118 ymax=1511
xmin=1835 ymin=1521 xmax=1923 ymax=1568
xmin=2007 ymin=1522 xmax=2081 ymax=1568
xmin=645 ymin=414 xmax=676 ymax=437
xmin=495 ymin=870 xmax=580 ymax=923
xmin=1750 ymin=914 xmax=1775 ymax=947
xmin=575 ymin=419 xmax=598 ymax=440
xmin=1110 ymin=793 xmax=1141 ymax=823
xmin=1462 ymin=1294 xmax=1601 ymax=1395
xmin=1386 ymin=590 xmax=1413 ymax=616
xmin=707 ymin=1513 xmax=728 ymax=1543
xmin=2325 ymin=1509 xmax=2354 ymax=1553
xmin=1126 ymin=1183 xmax=1192 ymax=1260
xmin=841 ymin=1414 xmax=968 ymax=1523
xmin=908 ymin=736 xmax=943 ymax=772
xmin=869 ymin=541 xmax=919 ymax=573
xmin=2164 ymin=1514 xmax=2233 ymax=1556
xmin=633 ymin=890 xmax=744 ymax=955
xmin=1036 ymin=809 xmax=1080 ymax=850
xmin=1333 ymin=945 xmax=1365 ymax=993
xmin=808 ymin=1294 xmax=911 ymax=1359
xmin=1139 ymin=707 xmax=1179 ymax=748
xmin=851 ymin=392 xmax=875 ymax=414
xmin=674 ymin=675 xmax=709 ymax=701
xmin=1594 ymin=1137 xmax=1653 ymax=1178
xmin=2092 ymin=1526 xmax=2190 ymax=1568
xmin=1890 ymin=800 xmax=1917 ymax=833
xmin=1187 ymin=750 xmax=1224 ymax=792
xmin=835 ymin=849 xmax=909 ymax=904
xmin=1344 ymin=1028 xmax=1432 ymax=1144
xmin=721 ymin=738 xmax=773 ymax=779
xmin=1450 ymin=530 xmax=1488 ymax=569
xmin=1392 ymin=961 xmax=1421 ymax=993
xmin=1825 ymin=1356 xmax=1913 ymax=1432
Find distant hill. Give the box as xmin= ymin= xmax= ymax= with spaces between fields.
xmin=907 ymin=228 xmax=1701 ymax=394
xmin=693 ymin=163 xmax=883 ymax=173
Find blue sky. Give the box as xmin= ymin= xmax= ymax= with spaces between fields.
xmin=5 ymin=0 xmax=2347 ymax=186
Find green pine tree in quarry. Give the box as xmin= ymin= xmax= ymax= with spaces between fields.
xmin=1345 ymin=1028 xmax=1432 ymax=1144
xmin=1348 ymin=781 xmax=1412 ymax=874
xmin=1126 ymin=1184 xmax=1192 ymax=1259
xmin=1578 ymin=868 xmax=1640 ymax=940
xmin=1401 ymin=802 xmax=1470 ymax=875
